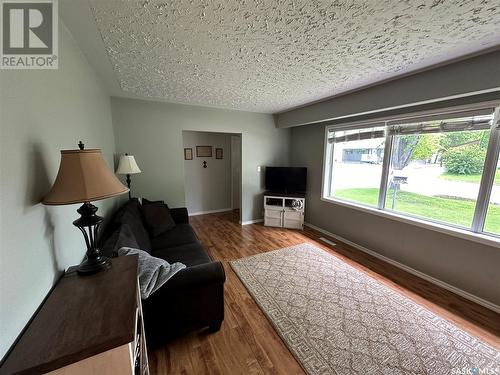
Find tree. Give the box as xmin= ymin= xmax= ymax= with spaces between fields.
xmin=440 ymin=130 xmax=489 ymax=150
xmin=390 ymin=130 xmax=489 ymax=172
xmin=391 ymin=135 xmax=420 ymax=170
xmin=411 ymin=134 xmax=441 ymax=161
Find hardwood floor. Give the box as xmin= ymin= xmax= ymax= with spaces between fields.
xmin=148 ymin=210 xmax=500 ymax=374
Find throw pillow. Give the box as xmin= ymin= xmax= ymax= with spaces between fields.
xmin=141 ymin=202 xmax=176 ymax=237
xmin=118 ymin=247 xmax=186 ymax=299
xmin=142 ymin=198 xmax=166 ymax=206
xmin=101 ymin=229 xmax=120 ymax=258
xmin=115 ymin=224 xmax=140 ymax=253
xmin=118 ymin=210 xmax=153 ymax=253
xmin=112 ymin=198 xmax=152 ymax=253
xmin=101 ymin=224 xmax=139 ymax=258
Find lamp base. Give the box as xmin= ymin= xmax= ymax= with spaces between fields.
xmin=73 ymin=202 xmax=112 ymax=276
xmin=77 ymin=255 xmax=111 ymax=275
xmin=126 ymin=174 xmax=132 ymax=200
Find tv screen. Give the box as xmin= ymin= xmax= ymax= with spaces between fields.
xmin=265 ymin=167 xmax=307 ymax=193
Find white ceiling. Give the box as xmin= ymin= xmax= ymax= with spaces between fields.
xmin=64 ymin=0 xmax=500 ymax=114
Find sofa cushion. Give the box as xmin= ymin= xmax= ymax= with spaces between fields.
xmin=113 ymin=198 xmax=142 ymax=227
xmin=150 ymin=224 xmax=198 ymax=250
xmin=141 ymin=202 xmax=176 ymax=237
xmin=142 ymin=198 xmax=165 ymax=206
xmin=169 ymin=208 xmax=189 ymax=224
xmin=114 ymin=199 xmax=152 ymax=253
xmin=101 ymin=224 xmax=139 ymax=257
xmin=153 ymin=243 xmax=211 ymax=267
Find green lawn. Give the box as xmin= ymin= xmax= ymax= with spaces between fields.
xmin=440 ymin=169 xmax=500 ymax=184
xmin=334 ymin=188 xmax=500 ymax=234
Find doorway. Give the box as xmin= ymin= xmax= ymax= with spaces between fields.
xmin=231 ymin=135 xmax=242 ymax=212
xmin=182 ymin=131 xmax=242 ymax=222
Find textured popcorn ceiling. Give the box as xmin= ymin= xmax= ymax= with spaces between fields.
xmin=90 ymin=0 xmax=500 ymax=113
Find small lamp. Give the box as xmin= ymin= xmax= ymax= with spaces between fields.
xmin=116 ymin=153 xmax=141 ymax=199
xmin=43 ymin=142 xmax=129 ymax=275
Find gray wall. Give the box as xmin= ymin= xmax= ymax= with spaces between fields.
xmin=291 ymin=124 xmax=500 ymax=306
xmin=111 ymin=98 xmax=290 ymax=222
xmin=182 ymin=131 xmax=232 ymax=214
xmin=0 ymin=23 xmax=118 ymax=359
xmin=277 ymin=50 xmax=500 ymax=128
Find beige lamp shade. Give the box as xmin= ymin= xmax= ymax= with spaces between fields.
xmin=43 ymin=149 xmax=129 ymax=205
xmin=116 ymin=154 xmax=142 ymax=175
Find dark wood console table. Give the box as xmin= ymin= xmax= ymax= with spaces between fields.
xmin=0 ymin=255 xmax=149 ymax=375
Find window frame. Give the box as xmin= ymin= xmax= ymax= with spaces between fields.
xmin=321 ymin=105 xmax=500 ymax=248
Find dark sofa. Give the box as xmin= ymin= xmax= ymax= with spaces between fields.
xmin=101 ymin=199 xmax=225 ymax=348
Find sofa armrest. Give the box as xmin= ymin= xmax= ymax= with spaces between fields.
xmin=170 ymin=207 xmax=189 ymax=224
xmin=159 ymin=261 xmax=225 ymax=291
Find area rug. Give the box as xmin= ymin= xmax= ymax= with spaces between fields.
xmin=230 ymin=243 xmax=500 ymax=375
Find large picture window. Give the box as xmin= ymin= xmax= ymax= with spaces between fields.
xmin=323 ymin=106 xmax=500 ymax=240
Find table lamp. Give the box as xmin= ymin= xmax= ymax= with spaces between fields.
xmin=43 ymin=142 xmax=129 ymax=275
xmin=116 ymin=153 xmax=141 ymax=199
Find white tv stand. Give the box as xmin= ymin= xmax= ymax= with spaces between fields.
xmin=264 ymin=192 xmax=305 ymax=229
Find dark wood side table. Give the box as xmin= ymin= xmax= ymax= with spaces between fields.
xmin=0 ymin=255 xmax=149 ymax=375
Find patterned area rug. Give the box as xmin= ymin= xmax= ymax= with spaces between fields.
xmin=230 ymin=243 xmax=500 ymax=375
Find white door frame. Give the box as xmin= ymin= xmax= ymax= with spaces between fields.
xmin=230 ymin=135 xmax=242 ymax=218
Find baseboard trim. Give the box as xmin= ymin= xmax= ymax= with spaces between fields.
xmin=304 ymin=222 xmax=500 ymax=314
xmin=319 ymin=237 xmax=337 ymax=247
xmin=240 ymin=219 xmax=264 ymax=225
xmin=189 ymin=208 xmax=233 ymax=216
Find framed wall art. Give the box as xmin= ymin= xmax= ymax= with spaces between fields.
xmin=184 ymin=148 xmax=193 ymax=160
xmin=196 ymin=145 xmax=212 ymax=157
xmin=216 ymin=148 xmax=223 ymax=159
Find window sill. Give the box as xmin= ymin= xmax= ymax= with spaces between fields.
xmin=320 ymin=196 xmax=500 ymax=249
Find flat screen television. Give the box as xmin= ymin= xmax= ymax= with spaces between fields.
xmin=265 ymin=167 xmax=307 ymax=193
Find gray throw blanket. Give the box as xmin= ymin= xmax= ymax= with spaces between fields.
xmin=118 ymin=247 xmax=186 ymax=299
